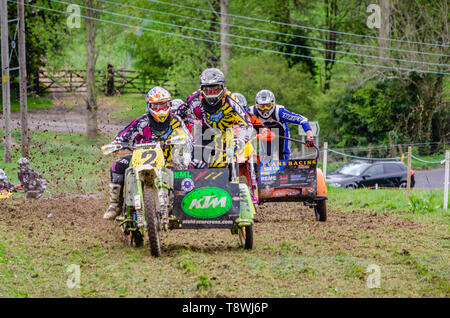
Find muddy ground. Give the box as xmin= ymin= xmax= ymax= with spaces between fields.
xmin=0 ymin=195 xmax=447 ymax=297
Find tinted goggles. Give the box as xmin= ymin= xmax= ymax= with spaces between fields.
xmin=149 ymin=101 xmax=171 ymax=112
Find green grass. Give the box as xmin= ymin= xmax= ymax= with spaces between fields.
xmin=327 ymin=187 xmax=449 ymax=225
xmin=0 ymin=199 xmax=448 ymax=297
xmin=0 ymin=129 xmax=111 ymax=195
xmin=1 ymin=95 xmax=54 ymax=112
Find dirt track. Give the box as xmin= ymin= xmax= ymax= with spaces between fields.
xmin=0 ymin=196 xmax=426 ymax=254
xmin=5 ymin=106 xmax=125 ymax=136
xmin=0 ymin=195 xmax=448 ymax=297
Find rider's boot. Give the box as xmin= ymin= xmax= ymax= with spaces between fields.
xmin=103 ymin=183 xmax=122 ymax=220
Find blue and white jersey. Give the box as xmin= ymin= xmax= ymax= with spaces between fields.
xmin=247 ymin=104 xmax=312 ymax=160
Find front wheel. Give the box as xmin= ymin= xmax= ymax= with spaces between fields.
xmin=314 ymin=200 xmax=327 ymax=222
xmin=238 ymin=226 xmax=253 ymax=250
xmin=143 ymin=185 xmax=161 ymax=257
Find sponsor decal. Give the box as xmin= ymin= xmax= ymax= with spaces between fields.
xmin=281 ymin=113 xmax=300 ymax=122
xmin=194 ymin=171 xmax=208 ymax=181
xmin=290 ymin=175 xmax=306 ymax=181
xmin=204 ymin=171 xmax=224 ymax=180
xmin=182 ymin=219 xmax=233 ymax=225
xmin=174 ymin=171 xmax=192 ymax=179
xmin=181 ymin=187 xmax=232 ymax=218
xmin=175 ymin=190 xmax=185 ymax=196
xmin=209 ymin=110 xmax=225 ymax=123
xmin=261 ymin=175 xmax=276 ymax=182
xmin=160 ymin=126 xmax=173 ymax=139
xmin=232 ymin=196 xmax=240 ymax=201
xmin=280 ymin=175 xmax=288 ymax=179
xmin=181 ymin=178 xmax=195 ymax=192
xmin=259 ymin=160 xmax=289 ymax=175
xmin=287 ymin=160 xmax=316 ymax=166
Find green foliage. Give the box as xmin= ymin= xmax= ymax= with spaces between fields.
xmin=409 ymin=193 xmax=441 ymax=214
xmin=227 ymin=54 xmax=320 ymax=118
xmin=195 ymin=275 xmax=212 ymax=290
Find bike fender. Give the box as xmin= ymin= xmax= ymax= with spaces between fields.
xmin=316 ymin=168 xmax=327 ymax=197
xmin=238 ymin=183 xmax=255 ymax=221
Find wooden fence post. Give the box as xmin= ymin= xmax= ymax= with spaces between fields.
xmin=444 ymin=150 xmax=449 ymax=211
xmin=106 ymin=64 xmax=114 ymax=96
xmin=407 ymin=146 xmax=412 ymax=201
xmin=323 ymin=142 xmax=328 ymax=180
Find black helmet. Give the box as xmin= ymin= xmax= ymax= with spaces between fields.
xmin=200 ymin=68 xmax=226 ymax=110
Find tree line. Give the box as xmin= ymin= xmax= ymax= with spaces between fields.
xmin=2 ymin=0 xmax=448 ymax=153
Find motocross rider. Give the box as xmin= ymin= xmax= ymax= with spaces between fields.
xmin=176 ymin=68 xmax=253 ymax=168
xmin=16 ymin=157 xmax=48 ymax=199
xmin=103 ymin=86 xmax=192 ymax=220
xmin=170 ymin=98 xmax=184 ymax=114
xmin=0 ymin=169 xmax=16 ymax=194
xmin=247 ymin=89 xmax=314 ymax=160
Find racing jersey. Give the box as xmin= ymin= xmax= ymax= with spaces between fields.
xmin=18 ymin=167 xmax=47 ymax=193
xmin=177 ymin=90 xmax=253 ymax=167
xmin=247 ymin=104 xmax=312 ymax=160
xmin=113 ymin=113 xmax=192 ymax=164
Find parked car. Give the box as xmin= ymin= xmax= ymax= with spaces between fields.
xmin=326 ymin=160 xmax=415 ymax=189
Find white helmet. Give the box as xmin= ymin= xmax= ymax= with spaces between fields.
xmin=255 ymin=89 xmax=276 ymax=119
xmin=233 ymin=92 xmax=247 ymax=109
xmin=0 ymin=169 xmax=6 ymax=181
xmin=146 ymin=86 xmax=172 ymax=123
xmin=170 ymin=99 xmax=184 ymax=113
xmin=18 ymin=157 xmax=30 ymax=169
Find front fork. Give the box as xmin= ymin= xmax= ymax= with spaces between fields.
xmin=248 ymin=155 xmax=259 ymax=205
xmin=136 ymin=169 xmax=172 ymax=232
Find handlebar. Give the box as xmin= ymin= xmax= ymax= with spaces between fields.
xmin=278 ymin=136 xmax=320 ymax=160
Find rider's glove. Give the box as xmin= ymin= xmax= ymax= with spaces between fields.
xmin=306 ymin=137 xmax=315 ymax=148
xmin=191 ymin=158 xmax=206 ymax=169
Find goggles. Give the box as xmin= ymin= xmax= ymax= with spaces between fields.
xmin=149 ymin=101 xmax=171 ymax=112
xmin=201 ymin=85 xmax=223 ymax=97
xmin=256 ymin=103 xmax=274 ymax=111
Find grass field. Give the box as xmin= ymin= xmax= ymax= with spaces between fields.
xmin=1 ymin=94 xmax=54 ymax=112
xmin=0 ymin=130 xmax=448 ymax=297
xmin=0 ymin=129 xmax=111 ymax=195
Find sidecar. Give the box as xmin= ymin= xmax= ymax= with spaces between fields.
xmin=171 ymin=167 xmax=255 ymax=249
xmin=256 ymin=140 xmax=328 ymax=222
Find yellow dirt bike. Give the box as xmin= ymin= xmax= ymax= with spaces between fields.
xmin=101 ymin=133 xmax=191 ymax=257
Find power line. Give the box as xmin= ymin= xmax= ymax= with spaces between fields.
xmin=98 ymin=0 xmax=450 ymax=58
xmin=47 ymin=0 xmax=449 ymax=68
xmin=145 ymin=0 xmax=450 ymax=48
xmin=328 ymin=141 xmax=450 ymax=152
xmin=328 ymin=149 xmax=401 ymax=161
xmin=13 ymin=1 xmax=450 ymax=75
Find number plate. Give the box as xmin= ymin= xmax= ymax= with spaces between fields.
xmin=131 ymin=148 xmax=164 ymax=169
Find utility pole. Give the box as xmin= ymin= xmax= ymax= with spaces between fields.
xmin=1 ymin=0 xmax=12 ymax=163
xmin=18 ymin=0 xmax=28 ymax=157
xmin=379 ymin=0 xmax=390 ymax=61
xmin=220 ymin=0 xmax=230 ymax=74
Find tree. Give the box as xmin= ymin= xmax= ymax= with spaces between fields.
xmin=85 ymin=0 xmax=99 ymax=138
xmin=220 ymin=0 xmax=230 ymax=74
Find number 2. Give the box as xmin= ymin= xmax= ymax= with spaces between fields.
xmin=142 ymin=150 xmax=157 ymax=165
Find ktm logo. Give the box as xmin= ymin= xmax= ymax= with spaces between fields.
xmin=189 ymin=196 xmax=227 ymax=209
